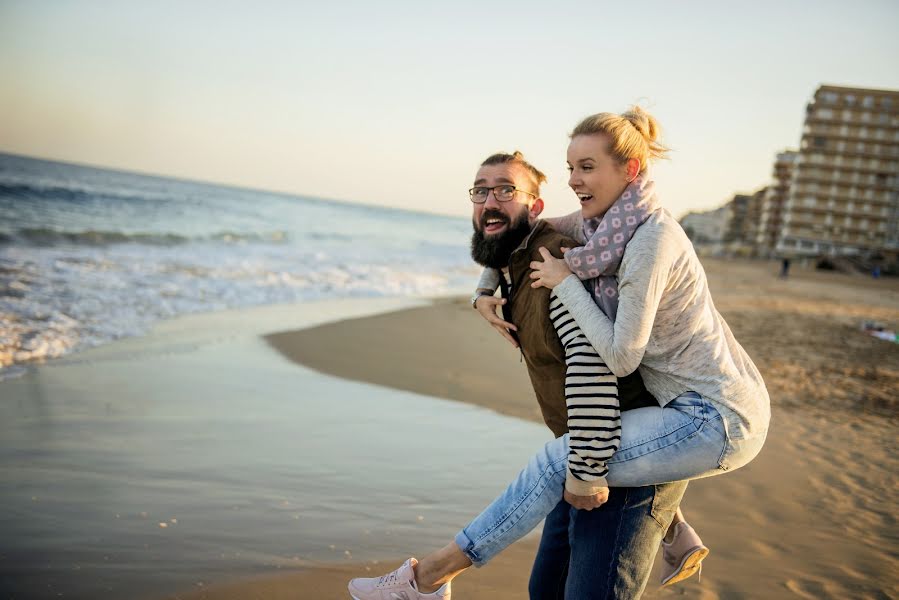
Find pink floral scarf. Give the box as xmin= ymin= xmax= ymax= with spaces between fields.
xmin=563 ymin=175 xmax=660 ymax=320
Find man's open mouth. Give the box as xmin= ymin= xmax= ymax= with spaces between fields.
xmin=577 ymin=193 xmax=594 ymax=204
xmin=482 ymin=215 xmax=509 ymax=234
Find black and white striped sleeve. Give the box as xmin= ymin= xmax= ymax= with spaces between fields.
xmin=549 ymin=291 xmax=620 ymax=495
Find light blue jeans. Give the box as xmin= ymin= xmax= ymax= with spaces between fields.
xmin=455 ymin=391 xmax=767 ymax=565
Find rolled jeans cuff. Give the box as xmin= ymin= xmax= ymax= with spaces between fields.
xmin=454 ymin=529 xmax=486 ymax=567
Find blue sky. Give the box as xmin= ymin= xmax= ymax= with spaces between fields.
xmin=1 ymin=0 xmax=897 ymax=218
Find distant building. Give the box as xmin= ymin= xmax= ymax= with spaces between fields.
xmin=776 ymin=84 xmax=899 ymax=257
xmin=757 ymin=151 xmax=798 ymax=255
xmin=681 ymin=205 xmax=730 ymax=252
xmin=724 ymin=194 xmax=753 ymax=243
xmin=743 ymin=187 xmax=766 ymax=253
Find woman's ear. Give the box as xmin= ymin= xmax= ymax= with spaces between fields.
xmin=627 ymin=158 xmax=641 ymax=182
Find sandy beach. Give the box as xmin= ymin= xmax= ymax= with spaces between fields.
xmin=184 ymin=258 xmax=899 ymax=599
xmin=3 ymin=259 xmax=898 ymax=600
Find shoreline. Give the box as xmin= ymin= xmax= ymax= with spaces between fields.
xmin=3 ymin=258 xmax=897 ymax=599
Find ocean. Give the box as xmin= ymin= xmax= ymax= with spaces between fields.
xmin=0 ymin=153 xmax=479 ymax=379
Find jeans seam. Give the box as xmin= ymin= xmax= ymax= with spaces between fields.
xmin=554 ymin=559 xmax=567 ymax=600
xmin=717 ymin=423 xmax=732 ymax=470
xmin=474 ymin=453 xmax=568 ymax=545
xmin=607 ymin=416 xmax=710 ymax=466
xmin=649 ymin=485 xmax=671 ymax=529
xmin=619 ymin=418 xmax=698 ymax=451
xmin=604 ymin=487 xmax=627 ymax=600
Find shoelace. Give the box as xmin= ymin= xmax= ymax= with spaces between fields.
xmin=378 ymin=568 xmax=402 ymax=587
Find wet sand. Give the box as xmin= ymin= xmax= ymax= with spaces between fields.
xmin=4 ymin=261 xmax=898 ymax=599
xmin=244 ymin=258 xmax=898 ymax=599
xmin=0 ymin=299 xmax=553 ymax=600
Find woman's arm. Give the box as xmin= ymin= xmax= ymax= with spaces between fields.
xmin=552 ymin=235 xmax=673 ymax=377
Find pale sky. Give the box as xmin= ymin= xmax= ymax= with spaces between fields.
xmin=1 ymin=0 xmax=898 ymax=219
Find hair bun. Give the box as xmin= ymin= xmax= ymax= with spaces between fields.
xmin=622 ymin=106 xmax=660 ymax=143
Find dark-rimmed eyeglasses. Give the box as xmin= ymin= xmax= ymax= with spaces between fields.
xmin=468 ymin=185 xmax=537 ymax=204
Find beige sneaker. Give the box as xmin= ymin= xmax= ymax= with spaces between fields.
xmin=660 ymin=522 xmax=709 ymax=587
xmin=348 ymin=558 xmax=451 ymax=600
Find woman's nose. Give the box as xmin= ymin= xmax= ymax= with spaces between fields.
xmin=568 ymin=173 xmax=580 ymax=188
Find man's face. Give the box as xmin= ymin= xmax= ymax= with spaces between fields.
xmin=470 ymin=163 xmax=543 ymax=268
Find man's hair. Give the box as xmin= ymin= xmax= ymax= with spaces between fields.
xmin=480 ymin=151 xmax=547 ymax=195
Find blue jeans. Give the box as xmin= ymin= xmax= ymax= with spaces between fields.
xmin=529 ymin=483 xmax=687 ymax=600
xmin=454 ymin=392 xmax=766 ymax=567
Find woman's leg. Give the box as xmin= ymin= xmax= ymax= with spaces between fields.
xmin=421 ymin=395 xmax=725 ymax=578
xmin=352 ymin=395 xmax=760 ymax=595
xmin=454 ymin=434 xmax=570 ymax=566
xmin=412 ymin=542 xmax=471 ymax=593
xmin=603 ymin=391 xmax=765 ymax=487
xmin=348 ymin=435 xmax=570 ymax=598
xmin=454 ymin=392 xmax=753 ymax=576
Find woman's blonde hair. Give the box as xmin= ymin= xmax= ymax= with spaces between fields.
xmin=570 ymin=106 xmax=669 ymax=172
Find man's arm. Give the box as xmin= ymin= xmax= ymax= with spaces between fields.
xmin=475 ymin=268 xmax=500 ymax=293
xmin=473 ymin=269 xmax=518 ymax=347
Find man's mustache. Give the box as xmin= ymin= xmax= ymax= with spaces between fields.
xmin=478 ymin=209 xmax=510 ymax=229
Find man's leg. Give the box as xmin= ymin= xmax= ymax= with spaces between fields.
xmin=566 ymin=481 xmax=689 ymax=600
xmin=528 ymin=500 xmax=571 ymax=600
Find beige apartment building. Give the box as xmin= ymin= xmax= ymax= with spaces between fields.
xmin=776 ymin=85 xmax=899 ymax=257
xmin=757 ymin=151 xmax=797 ymax=255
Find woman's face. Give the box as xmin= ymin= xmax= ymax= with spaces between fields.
xmin=566 ymin=134 xmax=632 ymax=220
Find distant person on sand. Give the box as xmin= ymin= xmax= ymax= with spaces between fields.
xmin=781 ymin=257 xmax=791 ymax=278
xmin=349 ymin=107 xmax=770 ymax=600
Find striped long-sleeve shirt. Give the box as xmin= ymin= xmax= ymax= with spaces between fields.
xmin=549 ymin=292 xmax=620 ymax=496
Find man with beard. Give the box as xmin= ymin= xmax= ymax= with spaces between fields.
xmin=469 ymin=151 xmax=688 ymax=599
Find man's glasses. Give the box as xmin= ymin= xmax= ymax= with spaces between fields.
xmin=468 ymin=185 xmax=537 ymax=204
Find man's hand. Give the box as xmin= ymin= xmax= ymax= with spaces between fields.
xmin=564 ymin=487 xmax=610 ymax=511
xmin=529 ymin=247 xmax=574 ymax=289
xmin=474 ymin=295 xmax=519 ymax=348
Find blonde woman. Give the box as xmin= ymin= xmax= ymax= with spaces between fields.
xmin=348 ymin=107 xmax=770 ymax=600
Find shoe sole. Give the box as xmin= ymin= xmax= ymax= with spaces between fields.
xmin=660 ymin=546 xmax=709 ymax=587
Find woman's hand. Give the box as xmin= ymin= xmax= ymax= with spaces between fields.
xmin=529 ymin=247 xmax=573 ymax=289
xmin=474 ymin=295 xmax=519 ymax=348
xmin=564 ymin=487 xmax=609 ymax=510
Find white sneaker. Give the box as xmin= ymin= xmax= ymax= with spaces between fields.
xmin=348 ymin=558 xmax=451 ymax=600
xmin=660 ymin=522 xmax=709 ymax=587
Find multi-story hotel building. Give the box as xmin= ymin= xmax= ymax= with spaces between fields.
xmin=776 ymin=85 xmax=899 ymax=257
xmin=757 ymin=151 xmax=797 ymax=255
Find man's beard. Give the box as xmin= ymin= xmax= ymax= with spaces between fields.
xmin=470 ymin=209 xmax=533 ymax=269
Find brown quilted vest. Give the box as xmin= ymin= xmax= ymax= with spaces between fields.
xmin=505 ymin=220 xmax=656 ymax=438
